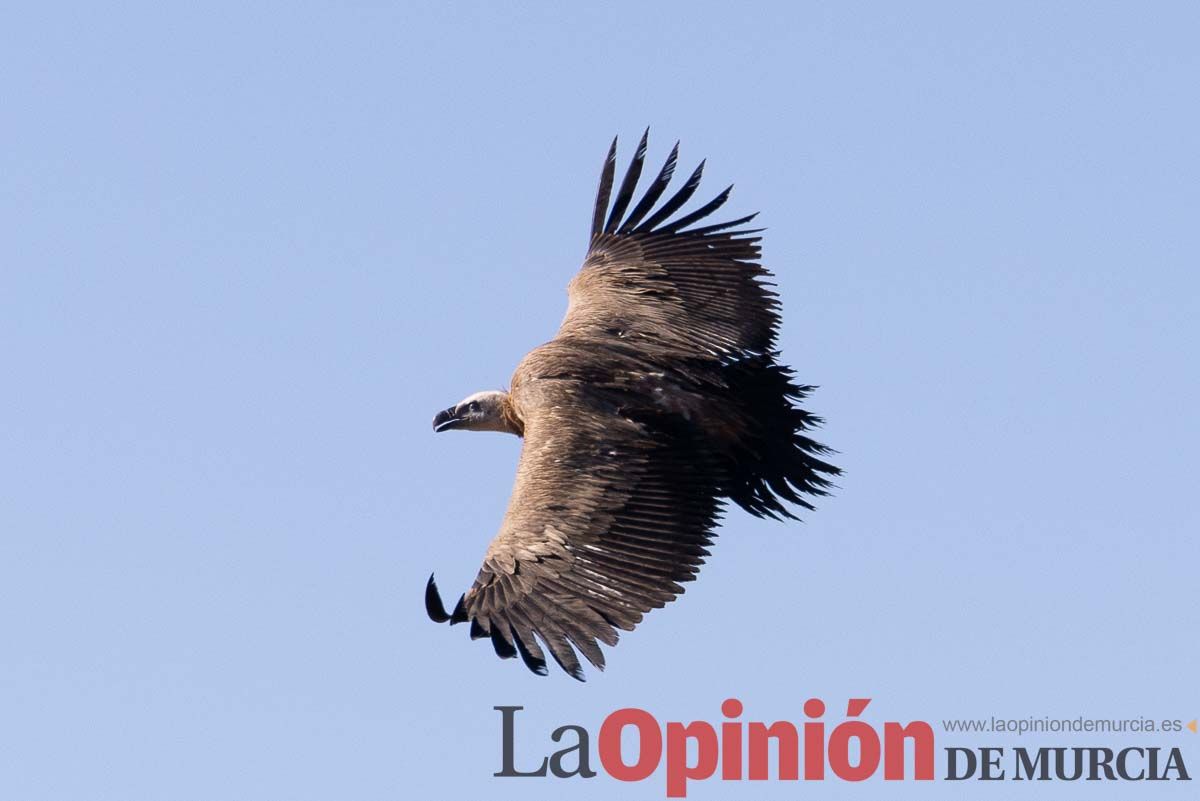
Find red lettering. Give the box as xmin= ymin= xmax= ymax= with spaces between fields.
xmin=748 ymin=721 xmax=799 ymax=780
xmin=598 ymin=708 xmax=661 ymax=782
xmin=666 ymin=721 xmax=718 ymax=797
xmin=883 ymin=721 xmax=935 ymax=779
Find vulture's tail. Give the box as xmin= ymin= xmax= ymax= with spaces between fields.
xmin=722 ymin=355 xmax=841 ymax=519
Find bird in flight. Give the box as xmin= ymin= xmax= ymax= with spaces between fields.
xmin=425 ymin=131 xmax=839 ymax=679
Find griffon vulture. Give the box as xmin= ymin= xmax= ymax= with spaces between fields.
xmin=425 ymin=131 xmax=839 ymax=679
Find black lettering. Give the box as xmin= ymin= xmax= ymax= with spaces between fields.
xmin=1014 ymin=747 xmax=1050 ymax=780
xmin=980 ymin=747 xmax=1004 ymax=780
xmin=1055 ymin=747 xmax=1083 ymax=780
xmin=944 ymin=747 xmax=977 ymax=780
xmin=1088 ymin=747 xmax=1114 ymax=780
xmin=494 ymin=706 xmax=549 ymax=777
xmin=548 ymin=725 xmax=595 ymax=778
xmin=1117 ymin=747 xmax=1145 ymax=780
xmin=1163 ymin=748 xmax=1191 ymax=781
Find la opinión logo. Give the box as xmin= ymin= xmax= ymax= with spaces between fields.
xmin=495 ymin=697 xmax=934 ymax=797
xmin=492 ymin=699 xmax=1192 ymax=797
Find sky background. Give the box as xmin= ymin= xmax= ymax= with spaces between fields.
xmin=2 ymin=2 xmax=1198 ymax=799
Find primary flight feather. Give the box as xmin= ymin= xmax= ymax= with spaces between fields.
xmin=426 ymin=131 xmax=839 ymax=680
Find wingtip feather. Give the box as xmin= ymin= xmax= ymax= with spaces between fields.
xmin=424 ymin=574 xmax=451 ymax=623
xmin=491 ymin=626 xmax=518 ymax=659
xmin=449 ymin=593 xmax=468 ymax=624
xmin=590 ymin=136 xmax=619 ymax=239
xmin=513 ymin=633 xmax=549 ymax=676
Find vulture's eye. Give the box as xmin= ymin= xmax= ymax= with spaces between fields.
xmin=468 ymin=401 xmax=480 ymax=413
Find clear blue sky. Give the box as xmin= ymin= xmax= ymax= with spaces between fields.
xmin=2 ymin=2 xmax=1197 ymax=799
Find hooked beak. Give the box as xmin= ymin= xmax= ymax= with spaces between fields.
xmin=432 ymin=406 xmax=464 ymax=433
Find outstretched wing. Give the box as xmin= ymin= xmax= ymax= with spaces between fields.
xmin=426 ymin=132 xmax=840 ymax=678
xmin=560 ymin=130 xmax=779 ymax=360
xmin=426 ymin=379 xmax=726 ymax=680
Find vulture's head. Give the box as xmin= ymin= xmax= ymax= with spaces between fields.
xmin=432 ymin=390 xmax=514 ymax=434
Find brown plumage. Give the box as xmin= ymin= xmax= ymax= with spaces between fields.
xmin=426 ymin=131 xmax=839 ymax=680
